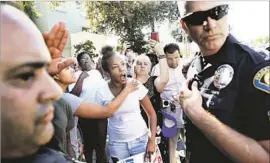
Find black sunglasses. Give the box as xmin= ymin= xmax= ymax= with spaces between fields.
xmin=182 ymin=4 xmax=229 ymax=26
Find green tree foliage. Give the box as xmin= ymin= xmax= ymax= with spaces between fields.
xmin=250 ymin=35 xmax=270 ymax=47
xmin=85 ymin=1 xmax=180 ymax=54
xmin=73 ymin=40 xmax=97 ymax=58
xmin=15 ymin=1 xmax=40 ymax=22
xmin=169 ymin=21 xmax=192 ymax=43
xmin=15 ymin=1 xmax=67 ymax=22
xmin=49 ymin=1 xmax=66 ymax=10
xmin=171 ymin=27 xmax=192 ymax=43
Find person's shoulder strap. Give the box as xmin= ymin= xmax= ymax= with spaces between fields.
xmin=188 ymin=56 xmax=218 ymax=89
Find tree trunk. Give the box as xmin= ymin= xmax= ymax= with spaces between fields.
xmin=151 ymin=18 xmax=155 ymax=32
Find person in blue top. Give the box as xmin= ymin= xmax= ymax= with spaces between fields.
xmin=179 ymin=2 xmax=270 ymax=163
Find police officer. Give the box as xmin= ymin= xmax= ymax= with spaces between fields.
xmin=179 ymin=2 xmax=270 ymax=163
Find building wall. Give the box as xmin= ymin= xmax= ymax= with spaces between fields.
xmin=71 ymin=32 xmax=119 ymax=57
xmin=34 ymin=2 xmax=90 ymax=58
xmin=33 ymin=2 xmax=119 ymax=58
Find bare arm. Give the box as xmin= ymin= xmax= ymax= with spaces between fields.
xmin=191 ymin=109 xmax=269 ymax=163
xmin=70 ymin=71 xmax=88 ymax=97
xmin=149 ymin=40 xmax=169 ymax=93
xmin=140 ymin=96 xmax=157 ymax=158
xmin=154 ymin=57 xmax=169 ymax=93
xmin=140 ymin=96 xmax=157 ymax=141
xmin=74 ymin=80 xmax=138 ymax=118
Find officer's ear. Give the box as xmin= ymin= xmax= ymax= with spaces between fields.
xmin=180 ymin=20 xmax=190 ymax=36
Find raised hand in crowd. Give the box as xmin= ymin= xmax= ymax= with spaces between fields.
xmin=43 ymin=22 xmax=75 ymax=76
xmin=43 ymin=22 xmax=68 ymax=59
xmin=149 ymin=39 xmax=165 ymax=56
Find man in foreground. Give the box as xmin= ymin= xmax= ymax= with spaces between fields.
xmin=1 ymin=2 xmax=74 ymax=163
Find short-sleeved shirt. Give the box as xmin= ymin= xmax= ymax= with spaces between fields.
xmin=1 ymin=147 xmax=74 ymax=163
xmin=68 ymin=69 xmax=106 ymax=103
xmin=155 ymin=63 xmax=186 ymax=128
xmin=95 ymin=80 xmax=149 ymax=142
xmin=62 ymin=93 xmax=83 ymax=158
xmin=46 ymin=98 xmax=75 ymax=155
xmin=186 ymin=34 xmax=270 ymax=163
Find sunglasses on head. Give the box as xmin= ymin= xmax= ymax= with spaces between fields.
xmin=182 ymin=4 xmax=229 ymax=26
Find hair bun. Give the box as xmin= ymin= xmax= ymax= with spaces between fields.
xmin=101 ymin=45 xmax=114 ymax=56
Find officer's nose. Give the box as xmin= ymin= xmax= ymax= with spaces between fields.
xmin=203 ymin=17 xmax=217 ymax=31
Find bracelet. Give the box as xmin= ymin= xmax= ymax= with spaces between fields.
xmin=158 ymin=55 xmax=166 ymax=59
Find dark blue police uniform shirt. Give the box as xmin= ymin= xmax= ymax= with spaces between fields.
xmin=1 ymin=147 xmax=74 ymax=163
xmin=186 ymin=34 xmax=270 ymax=163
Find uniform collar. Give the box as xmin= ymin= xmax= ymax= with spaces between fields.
xmin=203 ymin=34 xmax=238 ymax=67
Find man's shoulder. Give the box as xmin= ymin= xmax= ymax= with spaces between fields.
xmin=224 ymin=35 xmax=266 ymax=66
xmin=232 ymin=41 xmax=267 ymax=66
xmin=249 ymin=60 xmax=270 ymax=95
xmin=34 ymin=147 xmax=74 ymax=163
xmin=1 ymin=148 xmax=75 ymax=163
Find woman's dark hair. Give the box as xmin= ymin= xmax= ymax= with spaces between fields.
xmin=101 ymin=45 xmax=115 ymax=72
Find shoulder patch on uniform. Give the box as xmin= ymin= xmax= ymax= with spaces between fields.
xmin=253 ymin=66 xmax=270 ymax=94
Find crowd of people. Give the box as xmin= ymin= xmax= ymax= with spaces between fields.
xmin=1 ymin=1 xmax=269 ymax=163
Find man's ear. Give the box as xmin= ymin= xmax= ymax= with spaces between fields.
xmin=180 ymin=20 xmax=190 ymax=35
xmin=53 ymin=74 xmax=60 ymax=80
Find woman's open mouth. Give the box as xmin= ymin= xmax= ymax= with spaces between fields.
xmin=120 ymin=73 xmax=127 ymax=82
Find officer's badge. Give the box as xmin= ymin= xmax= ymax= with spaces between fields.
xmin=213 ymin=64 xmax=234 ymax=90
xmin=253 ymin=66 xmax=270 ymax=94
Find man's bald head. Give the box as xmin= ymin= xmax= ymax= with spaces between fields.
xmin=1 ymin=3 xmax=62 ymax=158
xmin=1 ymin=3 xmax=42 ymax=39
xmin=1 ymin=3 xmax=50 ymax=63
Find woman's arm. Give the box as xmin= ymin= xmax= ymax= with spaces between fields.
xmin=140 ymin=96 xmax=157 ymax=141
xmin=74 ymin=80 xmax=138 ymax=118
xmin=70 ymin=71 xmax=88 ymax=97
xmin=140 ymin=96 xmax=157 ymax=158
